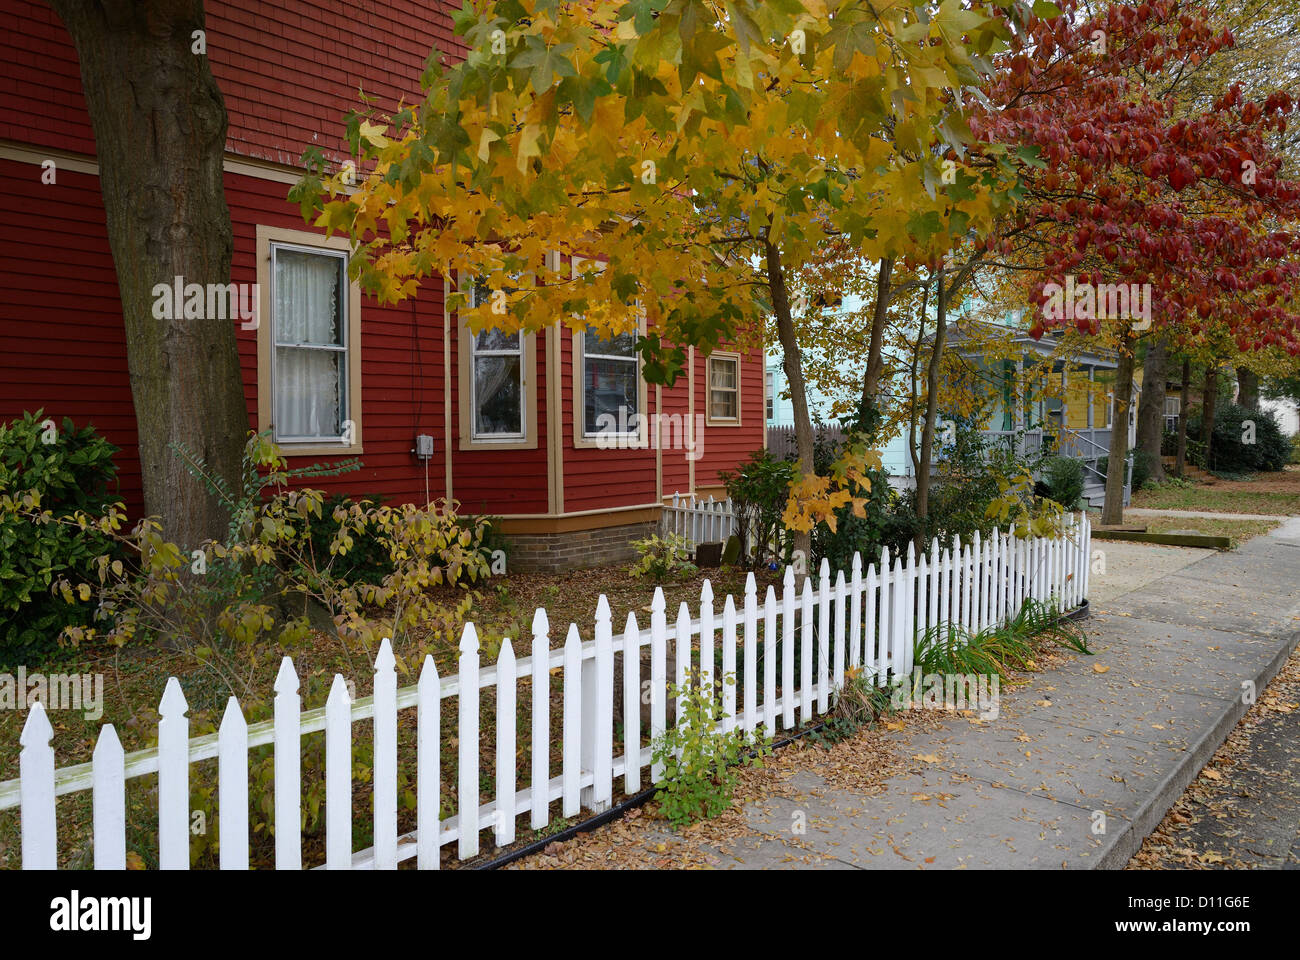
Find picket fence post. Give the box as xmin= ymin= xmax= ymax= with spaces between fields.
xmin=93 ymin=724 xmax=126 ymax=871
xmin=497 ymin=638 xmax=518 ymax=846
xmin=722 ymin=595 xmax=738 ymax=732
xmin=623 ymin=612 xmax=641 ymax=794
xmin=530 ymin=609 xmax=550 ymax=831
xmin=218 ymin=697 xmax=248 ymax=871
xmin=817 ymin=558 xmax=831 ymax=714
xmin=781 ymin=566 xmax=796 ymax=728
xmin=763 ymin=585 xmax=778 ymax=738
xmin=417 ymin=655 xmax=441 ymax=869
xmin=459 ymin=624 xmax=482 ymax=858
xmin=20 ymin=701 xmax=55 ymax=870
xmin=650 ymin=589 xmax=667 ymax=781
xmin=159 ymin=676 xmax=189 ymax=871
xmin=325 ymin=674 xmax=352 ymax=870
xmin=272 ymin=659 xmax=299 ymax=871
xmin=742 ymin=574 xmax=758 ymax=734
xmin=374 ymin=639 xmax=398 ymax=870
xmin=561 ymin=624 xmax=581 ymax=819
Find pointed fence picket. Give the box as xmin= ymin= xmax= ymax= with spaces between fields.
xmin=3 ymin=516 xmax=1090 ymax=870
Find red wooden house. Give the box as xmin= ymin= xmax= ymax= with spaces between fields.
xmin=0 ymin=0 xmax=767 ymax=570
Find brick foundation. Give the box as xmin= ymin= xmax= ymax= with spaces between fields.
xmin=506 ymin=519 xmax=659 ymax=573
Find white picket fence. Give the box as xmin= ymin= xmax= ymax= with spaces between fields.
xmin=2 ymin=514 xmax=1090 ymax=870
xmin=661 ymin=491 xmax=739 ymax=545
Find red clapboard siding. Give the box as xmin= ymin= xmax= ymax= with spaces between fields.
xmin=658 ymin=360 xmax=692 ymax=498
xmin=694 ymin=346 xmax=766 ymax=489
xmin=447 ymin=315 xmax=550 ymax=516
xmin=559 ymin=326 xmax=659 ymax=513
xmin=0 ymin=158 xmax=454 ymax=516
xmin=0 ymin=158 xmax=142 ymax=506
xmin=0 ymin=0 xmax=465 ymax=166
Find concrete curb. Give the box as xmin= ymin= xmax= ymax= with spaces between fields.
xmin=1094 ymin=624 xmax=1300 ymax=869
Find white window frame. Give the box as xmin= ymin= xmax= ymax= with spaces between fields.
xmin=705 ymin=352 xmax=742 ymax=426
xmin=269 ymin=242 xmax=351 ymax=445
xmin=765 ymin=370 xmax=775 ymax=421
xmin=255 ymin=224 xmax=363 ymax=457
xmin=469 ymin=279 xmax=525 ymax=441
xmin=571 ymin=256 xmax=647 ymax=448
xmin=458 ymin=273 xmax=538 ymax=451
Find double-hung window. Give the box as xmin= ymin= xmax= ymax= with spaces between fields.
xmin=270 ymin=242 xmax=350 ymax=444
xmin=468 ymin=278 xmax=525 ymax=439
xmin=706 ymin=353 xmax=741 ymax=425
xmin=765 ymin=370 xmax=774 ymax=421
xmin=581 ymin=327 xmax=639 ymax=437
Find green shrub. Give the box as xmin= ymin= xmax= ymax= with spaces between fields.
xmin=628 ymin=533 xmax=697 ymax=583
xmin=300 ymin=492 xmax=394 ymax=586
xmin=1189 ymin=403 xmax=1290 ymax=473
xmin=651 ymin=672 xmax=769 ymax=826
xmin=1039 ymin=456 xmax=1085 ymax=509
xmin=720 ymin=450 xmax=797 ymax=565
xmin=0 ymin=411 xmax=121 ymax=666
xmin=34 ymin=433 xmax=489 ymax=695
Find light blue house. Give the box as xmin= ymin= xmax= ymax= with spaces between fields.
xmin=765 ymin=292 xmax=912 ymax=476
xmin=767 ymin=295 xmax=1129 ymax=505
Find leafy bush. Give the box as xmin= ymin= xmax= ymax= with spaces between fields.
xmin=1291 ymin=434 xmax=1300 ymax=465
xmin=1038 ymin=456 xmax=1085 ymax=509
xmin=628 ymin=533 xmax=697 ymax=583
xmin=0 ymin=411 xmax=121 ymax=665
xmin=28 ymin=433 xmax=489 ymax=696
xmin=720 ymin=450 xmax=797 ymax=565
xmin=1188 ymin=403 xmax=1290 ymax=473
xmin=805 ymin=422 xmax=903 ymax=573
xmin=298 ymin=492 xmax=394 ymax=586
xmin=651 ymin=672 xmax=768 ymax=826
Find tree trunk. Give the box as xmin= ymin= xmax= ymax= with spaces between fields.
xmin=1101 ymin=328 xmax=1136 ymax=525
xmin=1203 ymin=365 xmax=1219 ymax=471
xmin=1175 ymin=357 xmax=1190 ymax=477
xmin=1135 ymin=334 xmax=1167 ymax=483
xmin=49 ymin=0 xmax=247 ymax=551
xmin=765 ymin=239 xmax=812 ymax=567
xmin=1237 ymin=366 xmax=1260 ymax=410
xmin=860 ymin=257 xmax=894 ymax=414
xmin=915 ymin=268 xmax=946 ymax=551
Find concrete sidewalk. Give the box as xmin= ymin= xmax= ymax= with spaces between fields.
xmin=701 ymin=518 xmax=1300 ymax=869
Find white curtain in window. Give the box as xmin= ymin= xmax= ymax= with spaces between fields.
xmin=275 ymin=248 xmax=343 ymax=438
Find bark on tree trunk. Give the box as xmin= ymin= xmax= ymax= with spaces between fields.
xmin=1237 ymin=367 xmax=1260 ymax=410
xmin=765 ymin=239 xmax=812 ymax=567
xmin=1135 ymin=334 xmax=1167 ymax=483
xmin=49 ymin=0 xmax=247 ymax=551
xmin=1203 ymin=365 xmax=1220 ymax=471
xmin=860 ymin=257 xmax=894 ymax=413
xmin=915 ymin=269 xmax=946 ymax=552
xmin=1101 ymin=328 xmax=1137 ymax=525
xmin=1175 ymin=357 xmax=1190 ymax=477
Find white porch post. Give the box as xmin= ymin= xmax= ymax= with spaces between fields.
xmin=1060 ymin=365 xmax=1068 ymax=432
xmin=1087 ymin=366 xmax=1095 ymax=430
xmin=1015 ymin=357 xmax=1025 ymax=431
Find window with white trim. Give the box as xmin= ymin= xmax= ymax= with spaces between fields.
xmin=468 ymin=278 xmax=525 ymax=439
xmin=707 ymin=354 xmax=741 ymax=424
xmin=271 ymin=242 xmax=350 ymax=443
xmin=1164 ymin=396 xmax=1181 ymax=416
xmin=765 ymin=370 xmax=775 ymax=420
xmin=581 ymin=327 xmax=639 ymax=436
